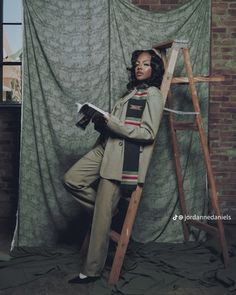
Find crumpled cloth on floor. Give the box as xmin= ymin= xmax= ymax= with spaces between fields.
xmin=93 ymin=241 xmax=236 ymax=295
xmin=0 ymin=242 xmax=236 ymax=294
xmin=0 ymin=247 xmax=82 ymax=290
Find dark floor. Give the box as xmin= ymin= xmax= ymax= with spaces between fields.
xmin=0 ymin=224 xmax=236 ymax=295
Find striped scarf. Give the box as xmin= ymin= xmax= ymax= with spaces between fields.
xmin=121 ymin=90 xmax=147 ymax=191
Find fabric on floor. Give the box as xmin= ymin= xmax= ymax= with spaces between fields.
xmin=0 ymin=247 xmax=82 ymax=291
xmin=0 ymin=241 xmax=235 ymax=294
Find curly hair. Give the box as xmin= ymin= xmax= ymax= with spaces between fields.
xmin=127 ymin=49 xmax=165 ymax=90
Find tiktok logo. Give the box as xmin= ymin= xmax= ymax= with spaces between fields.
xmin=172 ymin=214 xmax=184 ymax=221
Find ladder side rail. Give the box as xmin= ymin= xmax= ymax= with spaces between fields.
xmin=160 ymin=47 xmax=180 ymax=103
xmin=182 ymin=47 xmax=229 ymax=266
xmin=108 ymin=186 xmax=143 ymax=284
xmin=162 ymin=51 xmax=190 ymax=241
xmin=168 ymin=99 xmax=190 ymax=241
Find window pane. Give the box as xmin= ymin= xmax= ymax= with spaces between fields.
xmin=2 ymin=66 xmax=22 ymax=103
xmin=3 ymin=0 xmax=22 ymax=23
xmin=3 ymin=25 xmax=22 ymax=60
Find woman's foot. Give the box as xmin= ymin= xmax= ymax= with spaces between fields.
xmin=68 ymin=273 xmax=99 ymax=284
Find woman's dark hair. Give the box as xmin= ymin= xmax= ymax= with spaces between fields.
xmin=127 ymin=49 xmax=165 ymax=90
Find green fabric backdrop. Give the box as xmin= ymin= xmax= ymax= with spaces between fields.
xmin=12 ymin=0 xmax=211 ymax=248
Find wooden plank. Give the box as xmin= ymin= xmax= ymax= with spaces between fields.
xmin=172 ymin=76 xmax=225 ymax=84
xmin=182 ymin=47 xmax=229 ymax=266
xmin=186 ymin=220 xmax=219 ymax=238
xmin=153 ymin=39 xmax=189 ymax=50
xmin=168 ymin=108 xmax=190 ymax=240
xmin=162 ymin=48 xmax=190 ymax=241
xmin=153 ymin=40 xmax=174 ymax=49
xmin=108 ymin=186 xmax=143 ymax=285
xmin=173 ymin=121 xmax=198 ymax=131
xmin=109 ymin=230 xmax=120 ymax=243
xmin=161 ymin=47 xmax=180 ymax=103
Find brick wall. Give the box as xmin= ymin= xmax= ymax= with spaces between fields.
xmin=0 ymin=106 xmax=21 ymax=233
xmin=210 ymin=0 xmax=236 ymax=220
xmin=132 ymin=0 xmax=236 ymax=221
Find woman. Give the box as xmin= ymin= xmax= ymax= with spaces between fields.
xmin=64 ymin=49 xmax=165 ymax=284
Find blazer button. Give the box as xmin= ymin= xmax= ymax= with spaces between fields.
xmin=119 ymin=141 xmax=123 ymax=146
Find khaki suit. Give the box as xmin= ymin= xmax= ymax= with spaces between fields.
xmin=101 ymin=86 xmax=164 ymax=182
xmin=64 ymin=86 xmax=164 ymax=276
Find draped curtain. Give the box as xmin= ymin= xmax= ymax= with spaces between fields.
xmin=12 ymin=0 xmax=211 ymax=247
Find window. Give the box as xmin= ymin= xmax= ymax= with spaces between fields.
xmin=1 ymin=0 xmax=22 ymax=104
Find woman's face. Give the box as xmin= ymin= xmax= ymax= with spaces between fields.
xmin=135 ymin=52 xmax=152 ymax=81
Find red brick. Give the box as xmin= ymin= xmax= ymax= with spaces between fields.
xmin=160 ymin=0 xmax=179 ymax=3
xmin=223 ymin=0 xmax=236 ymax=2
xmin=211 ymin=96 xmax=229 ymax=102
xmin=212 ymin=8 xmax=228 ymax=15
xmin=138 ymin=5 xmax=150 ymax=10
xmin=224 ymin=21 xmax=236 ymax=26
xmin=212 ymin=2 xmax=228 ymax=8
xmin=228 ymin=9 xmax=236 ymax=16
xmin=138 ymin=0 xmax=158 ymax=3
xmin=213 ymin=27 xmax=227 ymax=33
xmin=211 ymin=155 xmax=229 ymax=161
xmin=223 ymin=102 xmax=236 ymax=107
xmin=221 ymin=47 xmax=232 ymax=53
xmin=149 ymin=4 xmax=162 ymax=10
xmin=209 ymin=103 xmax=221 ymax=112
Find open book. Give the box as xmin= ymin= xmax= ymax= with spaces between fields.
xmin=75 ymin=102 xmax=108 ymax=129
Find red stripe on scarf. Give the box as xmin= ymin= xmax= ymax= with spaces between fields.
xmin=122 ymin=175 xmax=138 ymax=180
xmin=135 ymin=92 xmax=148 ymax=97
xmin=125 ymin=120 xmax=141 ymax=126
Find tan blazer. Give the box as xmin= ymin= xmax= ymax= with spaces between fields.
xmin=100 ymin=86 xmax=165 ymax=183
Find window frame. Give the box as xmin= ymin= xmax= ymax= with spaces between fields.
xmin=0 ymin=0 xmax=22 ymax=104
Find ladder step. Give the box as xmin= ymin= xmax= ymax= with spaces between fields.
xmin=153 ymin=39 xmax=189 ymax=50
xmin=153 ymin=40 xmax=174 ymax=49
xmin=186 ymin=220 xmax=219 ymax=238
xmin=173 ymin=121 xmax=198 ymax=131
xmin=172 ymin=76 xmax=225 ymax=84
xmin=110 ymin=230 xmax=120 ymax=243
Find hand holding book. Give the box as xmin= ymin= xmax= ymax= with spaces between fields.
xmin=92 ymin=114 xmax=108 ymax=133
xmin=75 ymin=102 xmax=109 ymax=130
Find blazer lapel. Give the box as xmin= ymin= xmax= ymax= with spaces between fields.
xmin=111 ymin=89 xmax=136 ymax=114
xmin=120 ymin=88 xmax=136 ymax=105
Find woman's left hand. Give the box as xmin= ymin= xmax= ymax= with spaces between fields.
xmin=92 ymin=114 xmax=108 ymax=132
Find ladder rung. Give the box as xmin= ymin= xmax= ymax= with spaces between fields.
xmin=172 ymin=76 xmax=225 ymax=84
xmin=153 ymin=39 xmax=189 ymax=50
xmin=186 ymin=220 xmax=219 ymax=238
xmin=153 ymin=40 xmax=174 ymax=49
xmin=153 ymin=39 xmax=190 ymax=50
xmin=173 ymin=121 xmax=198 ymax=131
xmin=110 ymin=230 xmax=120 ymax=243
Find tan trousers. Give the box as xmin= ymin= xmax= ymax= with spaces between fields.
xmin=64 ymin=144 xmax=121 ymax=276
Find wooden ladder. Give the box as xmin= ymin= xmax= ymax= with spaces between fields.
xmin=108 ymin=39 xmax=229 ymax=285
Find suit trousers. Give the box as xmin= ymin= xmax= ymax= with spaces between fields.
xmin=64 ymin=144 xmax=121 ymax=276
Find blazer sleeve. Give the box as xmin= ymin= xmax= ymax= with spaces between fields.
xmin=106 ymin=87 xmax=165 ymax=144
